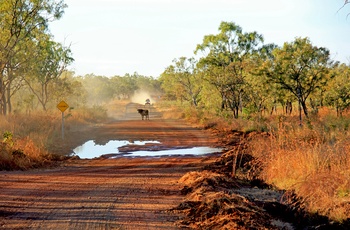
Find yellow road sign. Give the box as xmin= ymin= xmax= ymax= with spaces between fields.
xmin=57 ymin=100 xmax=69 ymax=113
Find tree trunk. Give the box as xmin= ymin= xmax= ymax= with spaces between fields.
xmin=6 ymin=86 xmax=11 ymax=114
xmin=301 ymin=100 xmax=309 ymax=118
xmin=234 ymin=105 xmax=239 ymax=119
xmin=1 ymin=93 xmax=6 ymax=115
xmin=192 ymin=97 xmax=198 ymax=107
xmin=0 ymin=81 xmax=6 ymax=115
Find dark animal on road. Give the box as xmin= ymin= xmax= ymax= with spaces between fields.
xmin=137 ymin=109 xmax=149 ymax=120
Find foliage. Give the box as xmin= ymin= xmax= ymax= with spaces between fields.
xmin=0 ymin=0 xmax=67 ymax=115
xmin=195 ymin=21 xmax=265 ymax=118
xmin=324 ymin=64 xmax=350 ymax=117
xmin=2 ymin=131 xmax=13 ymax=146
xmin=159 ymin=21 xmax=340 ymax=124
xmin=24 ymin=35 xmax=73 ymax=110
xmin=260 ymin=37 xmax=333 ymax=118
xmin=160 ymin=57 xmax=203 ymax=107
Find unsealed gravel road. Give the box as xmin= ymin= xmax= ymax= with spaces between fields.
xmin=0 ymin=104 xmax=219 ymax=229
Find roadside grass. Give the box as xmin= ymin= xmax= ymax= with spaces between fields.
xmin=247 ymin=111 xmax=350 ymax=222
xmin=0 ymin=105 xmax=109 ymax=170
xmin=155 ymin=100 xmax=187 ymax=119
xmin=168 ymin=103 xmax=350 ymax=222
xmin=0 ymin=112 xmax=59 ymax=170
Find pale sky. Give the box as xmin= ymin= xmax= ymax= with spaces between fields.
xmin=50 ymin=0 xmax=350 ymax=77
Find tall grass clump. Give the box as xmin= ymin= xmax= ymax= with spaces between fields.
xmin=0 ymin=112 xmax=64 ymax=170
xmin=247 ymin=112 xmax=350 ymax=221
xmin=0 ymin=130 xmax=53 ymax=170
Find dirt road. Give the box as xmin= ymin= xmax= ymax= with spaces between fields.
xmin=0 ymin=104 xmax=220 ymax=229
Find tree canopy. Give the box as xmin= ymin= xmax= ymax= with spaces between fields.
xmin=194 ymin=21 xmax=265 ymax=118
xmin=160 ymin=57 xmax=202 ymax=106
xmin=0 ymin=0 xmax=67 ymax=114
xmin=261 ymin=37 xmax=333 ymax=117
xmin=159 ymin=21 xmax=349 ymax=121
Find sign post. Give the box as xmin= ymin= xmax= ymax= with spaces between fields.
xmin=57 ymin=101 xmax=69 ymax=140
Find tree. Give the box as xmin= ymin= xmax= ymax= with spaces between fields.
xmin=110 ymin=74 xmax=139 ymax=100
xmin=24 ymin=36 xmax=73 ymax=110
xmin=0 ymin=0 xmax=67 ymax=114
xmin=78 ymin=74 xmax=117 ymax=104
xmin=160 ymin=57 xmax=202 ymax=106
xmin=195 ymin=21 xmax=264 ymax=118
xmin=262 ymin=37 xmax=333 ymax=120
xmin=51 ymin=71 xmax=86 ymax=108
xmin=133 ymin=73 xmax=162 ymax=97
xmin=245 ymin=43 xmax=280 ymax=116
xmin=325 ymin=64 xmax=350 ymax=117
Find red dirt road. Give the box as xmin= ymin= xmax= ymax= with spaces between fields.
xmin=0 ymin=105 xmax=220 ymax=229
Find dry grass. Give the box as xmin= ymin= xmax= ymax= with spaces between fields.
xmin=155 ymin=101 xmax=186 ymax=119
xmin=0 ymin=112 xmax=61 ymax=169
xmin=172 ymin=103 xmax=350 ymax=222
xmin=0 ymin=106 xmax=109 ymax=170
xmin=244 ymin=111 xmax=350 ymax=221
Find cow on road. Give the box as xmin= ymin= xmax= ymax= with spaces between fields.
xmin=137 ymin=109 xmax=149 ymax=120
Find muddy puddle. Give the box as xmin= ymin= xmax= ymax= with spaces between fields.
xmin=71 ymin=140 xmax=222 ymax=159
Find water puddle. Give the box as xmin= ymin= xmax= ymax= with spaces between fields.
xmin=71 ymin=140 xmax=222 ymax=159
xmin=122 ymin=147 xmax=222 ymax=158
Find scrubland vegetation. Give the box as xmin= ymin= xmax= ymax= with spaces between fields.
xmin=167 ymin=102 xmax=350 ymax=224
xmin=155 ymin=20 xmax=350 ymax=223
xmin=0 ymin=106 xmax=109 ymax=170
xmin=247 ymin=111 xmax=350 ymax=222
xmin=1 ymin=0 xmax=350 ymax=224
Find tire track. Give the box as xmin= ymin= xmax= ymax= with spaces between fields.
xmin=0 ymin=157 xmax=212 ymax=229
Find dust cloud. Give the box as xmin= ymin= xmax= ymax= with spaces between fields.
xmin=131 ymin=90 xmax=152 ymax=104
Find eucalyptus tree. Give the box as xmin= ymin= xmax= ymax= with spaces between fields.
xmin=245 ymin=43 xmax=279 ymax=116
xmin=262 ymin=37 xmax=333 ymax=119
xmin=158 ymin=65 xmax=178 ymax=101
xmin=195 ymin=21 xmax=264 ymax=118
xmin=1 ymin=42 xmax=29 ymax=114
xmin=160 ymin=57 xmax=202 ymax=106
xmin=24 ymin=36 xmax=73 ymax=110
xmin=0 ymin=0 xmax=67 ymax=114
xmin=324 ymin=64 xmax=350 ymax=117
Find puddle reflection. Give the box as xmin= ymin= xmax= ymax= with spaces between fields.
xmin=125 ymin=147 xmax=222 ymax=158
xmin=71 ymin=140 xmax=221 ymax=159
